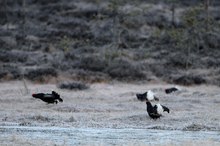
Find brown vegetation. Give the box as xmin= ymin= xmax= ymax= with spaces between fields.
xmin=0 ymin=0 xmax=220 ymax=86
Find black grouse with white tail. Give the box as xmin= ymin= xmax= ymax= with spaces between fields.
xmin=32 ymin=91 xmax=63 ymax=104
xmin=146 ymin=100 xmax=169 ymax=119
xmin=165 ymin=87 xmax=180 ymax=94
xmin=136 ymin=90 xmax=159 ymax=101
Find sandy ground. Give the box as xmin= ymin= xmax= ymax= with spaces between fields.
xmin=0 ymin=80 xmax=220 ymax=130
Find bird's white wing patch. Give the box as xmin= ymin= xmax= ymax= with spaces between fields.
xmin=147 ymin=90 xmax=155 ymax=100
xmin=156 ymin=104 xmax=163 ymax=115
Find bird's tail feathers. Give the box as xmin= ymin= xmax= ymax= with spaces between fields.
xmin=52 ymin=91 xmax=59 ymax=96
xmin=58 ymin=98 xmax=63 ymax=102
xmin=136 ymin=93 xmax=147 ymax=102
xmin=162 ymin=105 xmax=170 ymax=113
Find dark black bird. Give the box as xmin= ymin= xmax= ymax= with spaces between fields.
xmin=32 ymin=91 xmax=63 ymax=104
xmin=136 ymin=90 xmax=159 ymax=101
xmin=146 ymin=100 xmax=170 ymax=119
xmin=165 ymin=87 xmax=180 ymax=94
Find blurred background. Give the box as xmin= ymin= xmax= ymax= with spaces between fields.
xmin=0 ymin=0 xmax=220 ymax=86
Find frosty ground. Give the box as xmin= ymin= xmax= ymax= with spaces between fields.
xmin=0 ymin=81 xmax=220 ymax=145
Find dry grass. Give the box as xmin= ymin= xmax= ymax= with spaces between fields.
xmin=0 ymin=81 xmax=220 ymax=145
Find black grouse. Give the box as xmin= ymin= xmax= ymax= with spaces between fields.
xmin=146 ymin=100 xmax=170 ymax=119
xmin=32 ymin=91 xmax=63 ymax=104
xmin=136 ymin=90 xmax=159 ymax=101
xmin=165 ymin=87 xmax=180 ymax=94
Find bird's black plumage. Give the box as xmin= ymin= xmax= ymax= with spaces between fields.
xmin=32 ymin=91 xmax=63 ymax=104
xmin=165 ymin=87 xmax=179 ymax=94
xmin=136 ymin=90 xmax=159 ymax=101
xmin=146 ymin=101 xmax=169 ymax=119
xmin=136 ymin=92 xmax=148 ymax=101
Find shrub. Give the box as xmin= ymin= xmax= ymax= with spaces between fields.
xmin=25 ymin=67 xmax=57 ymax=82
xmin=77 ymin=56 xmax=108 ymax=72
xmin=58 ymin=81 xmax=89 ymax=90
xmin=0 ymin=50 xmax=28 ymax=63
xmin=0 ymin=65 xmax=22 ymax=80
xmin=70 ymin=69 xmax=110 ymax=83
xmin=105 ymin=58 xmax=145 ymax=80
xmin=173 ymin=74 xmax=206 ymax=85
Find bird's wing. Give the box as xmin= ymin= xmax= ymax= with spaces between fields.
xmin=149 ymin=106 xmax=160 ymax=117
xmin=44 ymin=94 xmax=53 ymax=98
xmin=153 ymin=105 xmax=157 ymax=111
